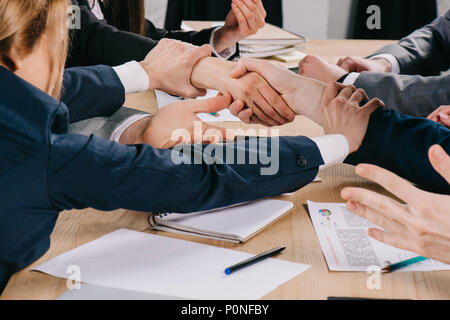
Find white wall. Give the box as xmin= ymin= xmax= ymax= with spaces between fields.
xmin=146 ymin=0 xmax=450 ymax=39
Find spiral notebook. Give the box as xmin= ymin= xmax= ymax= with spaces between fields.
xmin=148 ymin=199 xmax=295 ymax=243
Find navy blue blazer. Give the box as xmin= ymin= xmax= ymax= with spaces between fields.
xmin=62 ymin=65 xmax=125 ymax=123
xmin=0 ymin=66 xmax=324 ymax=292
xmin=347 ymin=108 xmax=450 ymax=194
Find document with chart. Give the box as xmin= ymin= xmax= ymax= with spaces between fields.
xmin=307 ymin=201 xmax=450 ymax=272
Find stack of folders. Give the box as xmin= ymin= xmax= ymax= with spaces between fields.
xmin=148 ymin=199 xmax=295 ymax=243
xmin=239 ymin=23 xmax=306 ymax=59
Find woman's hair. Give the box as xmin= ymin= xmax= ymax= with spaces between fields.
xmin=0 ymin=0 xmax=69 ymax=99
xmin=101 ymin=0 xmax=146 ymax=36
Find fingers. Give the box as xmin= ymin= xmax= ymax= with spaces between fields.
xmin=184 ymin=44 xmax=212 ymax=98
xmin=367 ymin=229 xmax=410 ymax=253
xmin=322 ymin=82 xmax=346 ymax=106
xmin=188 ymin=94 xmax=232 ymax=113
xmin=252 ymin=90 xmax=287 ymax=125
xmin=258 ymin=85 xmax=295 ymax=122
xmin=428 ymin=144 xmax=450 ymax=184
xmin=427 ymin=106 xmax=442 ymax=121
xmin=352 ymin=164 xmax=419 ymax=205
xmin=230 ymin=58 xmax=267 ymax=79
xmin=231 ymin=2 xmax=251 ymax=36
xmin=360 ymin=98 xmax=384 ymax=115
xmin=233 ymin=0 xmax=259 ymax=31
xmin=349 ymin=88 xmax=369 ymax=105
xmin=438 ymin=112 xmax=450 ymax=128
xmin=229 ymin=100 xmax=253 ymax=122
xmin=253 ymin=0 xmax=267 ymax=19
xmin=337 ymin=85 xmax=357 ymax=99
xmin=337 ymin=57 xmax=357 ymax=72
xmin=341 ymin=187 xmax=409 ymax=227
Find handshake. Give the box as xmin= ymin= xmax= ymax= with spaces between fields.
xmin=125 ymin=39 xmax=384 ymax=153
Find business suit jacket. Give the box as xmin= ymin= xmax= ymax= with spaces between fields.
xmin=68 ymin=0 xmax=238 ymax=68
xmin=354 ymin=10 xmax=450 ymax=117
xmin=347 ymin=108 xmax=450 ymax=195
xmin=0 ymin=66 xmax=325 ymax=292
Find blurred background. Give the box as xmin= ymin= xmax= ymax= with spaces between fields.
xmin=145 ymin=0 xmax=450 ymax=39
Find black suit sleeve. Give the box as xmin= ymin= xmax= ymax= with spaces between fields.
xmin=345 ymin=108 xmax=450 ymax=194
xmin=145 ymin=19 xmax=240 ymax=60
xmin=67 ymin=2 xmax=158 ymax=67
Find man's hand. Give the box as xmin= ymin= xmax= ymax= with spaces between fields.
xmin=214 ymin=0 xmax=266 ymax=53
xmin=141 ymin=39 xmax=212 ymax=98
xmin=341 ymin=145 xmax=450 ymax=264
xmin=230 ymin=58 xmax=327 ymax=125
xmin=337 ymin=56 xmax=392 ymax=73
xmin=119 ymin=95 xmax=235 ymax=148
xmin=320 ymin=83 xmax=384 ymax=153
xmin=427 ymin=105 xmax=450 ymax=128
xmin=192 ymin=57 xmax=295 ymax=126
xmin=298 ymin=55 xmax=348 ymax=83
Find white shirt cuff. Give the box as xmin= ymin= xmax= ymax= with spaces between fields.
xmin=311 ymin=135 xmax=349 ymax=170
xmin=110 ymin=114 xmax=152 ymax=143
xmin=371 ymin=54 xmax=401 ymax=74
xmin=343 ymin=72 xmax=361 ymax=85
xmin=112 ymin=61 xmax=149 ymax=94
xmin=210 ymin=27 xmax=237 ymax=60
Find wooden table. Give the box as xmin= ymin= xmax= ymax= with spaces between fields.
xmin=3 ymin=39 xmax=450 ymax=300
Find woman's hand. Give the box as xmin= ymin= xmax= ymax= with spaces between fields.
xmin=320 ymin=83 xmax=384 ymax=153
xmin=341 ymin=145 xmax=450 ymax=264
xmin=214 ymin=0 xmax=266 ymax=53
xmin=427 ymin=105 xmax=450 ymax=128
xmin=119 ymin=95 xmax=235 ymax=148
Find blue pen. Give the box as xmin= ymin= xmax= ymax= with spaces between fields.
xmin=382 ymin=256 xmax=429 ymax=272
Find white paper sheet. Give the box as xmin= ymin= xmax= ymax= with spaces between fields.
xmin=307 ymin=201 xmax=450 ymax=272
xmin=155 ymin=89 xmax=241 ymax=122
xmin=34 ymin=229 xmax=310 ymax=300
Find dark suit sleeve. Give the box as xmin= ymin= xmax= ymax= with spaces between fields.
xmin=353 ymin=73 xmax=450 ymax=117
xmin=345 ymin=108 xmax=450 ymax=194
xmin=61 ymin=65 xmax=125 ymax=124
xmin=369 ymin=10 xmax=450 ymax=76
xmin=48 ymin=134 xmax=323 ymax=213
xmin=145 ymin=20 xmax=240 ymax=60
xmin=67 ymin=2 xmax=158 ymax=67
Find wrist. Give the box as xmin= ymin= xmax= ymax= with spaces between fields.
xmin=118 ymin=116 xmax=152 ymax=145
xmin=140 ymin=61 xmax=159 ymax=91
xmin=373 ymin=58 xmax=392 ymax=72
xmin=191 ymin=57 xmax=236 ymax=93
xmin=213 ymin=27 xmax=239 ymax=53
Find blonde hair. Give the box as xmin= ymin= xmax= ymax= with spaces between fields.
xmin=0 ymin=0 xmax=69 ymax=99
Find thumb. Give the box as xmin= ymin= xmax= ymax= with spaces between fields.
xmin=428 ymin=144 xmax=450 ymax=184
xmin=189 ymin=94 xmax=232 ymax=114
xmin=230 ymin=58 xmax=266 ymax=78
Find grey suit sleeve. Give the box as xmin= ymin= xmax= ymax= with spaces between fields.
xmin=369 ymin=10 xmax=450 ymax=76
xmin=354 ymin=72 xmax=450 ymax=117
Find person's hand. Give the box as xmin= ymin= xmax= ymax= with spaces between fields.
xmin=298 ymin=55 xmax=348 ymax=83
xmin=320 ymin=83 xmax=384 ymax=153
xmin=337 ymin=56 xmax=392 ymax=73
xmin=427 ymin=105 xmax=450 ymax=128
xmin=119 ymin=95 xmax=235 ymax=148
xmin=213 ymin=0 xmax=266 ymax=53
xmin=229 ymin=58 xmax=326 ymax=125
xmin=192 ymin=57 xmax=296 ymax=126
xmin=341 ymin=145 xmax=450 ymax=264
xmin=140 ymin=39 xmax=212 ymax=98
